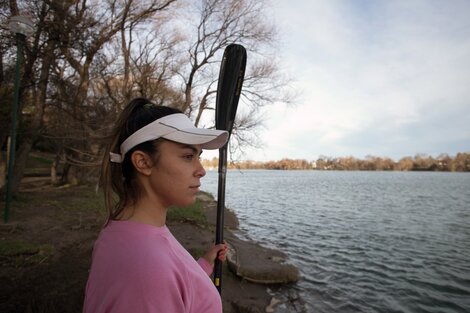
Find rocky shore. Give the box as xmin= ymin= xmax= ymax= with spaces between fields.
xmin=0 ymin=180 xmax=305 ymax=313
xmin=192 ymin=192 xmax=304 ymax=312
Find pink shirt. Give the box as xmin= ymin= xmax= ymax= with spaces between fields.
xmin=83 ymin=220 xmax=222 ymax=313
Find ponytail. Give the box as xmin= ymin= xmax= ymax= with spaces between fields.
xmin=100 ymin=98 xmax=182 ymax=222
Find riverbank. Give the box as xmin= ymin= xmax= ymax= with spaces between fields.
xmin=0 ymin=178 xmax=303 ymax=313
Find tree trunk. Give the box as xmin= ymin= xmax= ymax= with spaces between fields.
xmin=61 ymin=163 xmax=79 ymax=185
xmin=51 ymin=153 xmax=61 ymax=185
xmin=10 ymin=139 xmax=32 ymax=195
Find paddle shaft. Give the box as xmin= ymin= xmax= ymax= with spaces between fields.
xmin=213 ymin=44 xmax=247 ymax=293
xmin=213 ymin=146 xmax=227 ymax=292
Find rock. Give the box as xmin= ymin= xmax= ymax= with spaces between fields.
xmin=197 ymin=192 xmax=301 ymax=285
xmin=226 ymin=235 xmax=300 ymax=284
xmin=265 ymin=297 xmax=281 ymax=313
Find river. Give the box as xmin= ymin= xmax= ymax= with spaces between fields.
xmin=201 ymin=170 xmax=470 ymax=313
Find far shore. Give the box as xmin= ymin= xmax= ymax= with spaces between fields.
xmin=201 ymin=152 xmax=470 ymax=172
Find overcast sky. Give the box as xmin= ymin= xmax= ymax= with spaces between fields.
xmin=214 ymin=0 xmax=470 ymax=162
xmin=225 ymin=0 xmax=470 ymax=160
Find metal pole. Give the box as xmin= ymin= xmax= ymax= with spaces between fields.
xmin=4 ymin=33 xmax=24 ymax=223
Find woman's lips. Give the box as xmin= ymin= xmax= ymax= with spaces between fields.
xmin=190 ymin=185 xmax=201 ymax=191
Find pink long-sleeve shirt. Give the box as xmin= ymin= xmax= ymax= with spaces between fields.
xmin=83 ymin=220 xmax=222 ymax=313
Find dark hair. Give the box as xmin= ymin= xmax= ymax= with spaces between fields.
xmin=101 ymin=98 xmax=182 ymax=222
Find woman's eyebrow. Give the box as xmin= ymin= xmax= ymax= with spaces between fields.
xmin=180 ymin=144 xmax=203 ymax=156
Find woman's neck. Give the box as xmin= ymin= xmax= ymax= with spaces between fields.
xmin=119 ymin=197 xmax=167 ymax=227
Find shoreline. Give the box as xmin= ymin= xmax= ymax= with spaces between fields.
xmin=0 ymin=180 xmax=304 ymax=313
xmin=194 ymin=191 xmax=305 ymax=312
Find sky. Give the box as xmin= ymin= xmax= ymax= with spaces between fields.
xmin=206 ymin=0 xmax=470 ymax=162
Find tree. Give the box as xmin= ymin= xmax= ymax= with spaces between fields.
xmin=1 ymin=0 xmax=294 ymax=193
xmin=397 ymin=156 xmax=413 ymax=171
xmin=436 ymin=153 xmax=452 ymax=171
xmin=0 ymin=0 xmax=58 ymax=194
xmin=453 ymin=152 xmax=470 ymax=172
xmin=316 ymin=155 xmax=333 ymax=170
xmin=175 ymin=0 xmax=295 ymax=153
xmin=338 ymin=156 xmax=359 ymax=170
xmin=1 ymin=0 xmax=177 ymax=194
xmin=413 ymin=153 xmax=434 ymax=171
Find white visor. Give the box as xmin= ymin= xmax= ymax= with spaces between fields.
xmin=109 ymin=113 xmax=229 ymax=163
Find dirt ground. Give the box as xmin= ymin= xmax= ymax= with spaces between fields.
xmin=0 ymin=179 xmax=281 ymax=313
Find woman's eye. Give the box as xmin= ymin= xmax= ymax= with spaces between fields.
xmin=183 ymin=154 xmax=194 ymax=160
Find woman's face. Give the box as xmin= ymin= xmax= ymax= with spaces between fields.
xmin=148 ymin=140 xmax=206 ymax=208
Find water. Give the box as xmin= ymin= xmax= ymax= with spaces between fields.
xmin=201 ymin=170 xmax=470 ymax=313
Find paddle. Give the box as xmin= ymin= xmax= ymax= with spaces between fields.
xmin=213 ymin=44 xmax=247 ymax=293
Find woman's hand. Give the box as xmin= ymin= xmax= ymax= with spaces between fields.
xmin=202 ymin=241 xmax=228 ymax=267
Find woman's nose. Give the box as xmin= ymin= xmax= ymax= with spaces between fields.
xmin=195 ymin=159 xmax=206 ymax=178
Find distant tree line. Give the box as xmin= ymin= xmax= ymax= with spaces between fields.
xmin=202 ymin=153 xmax=470 ymax=172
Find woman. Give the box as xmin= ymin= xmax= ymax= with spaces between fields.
xmin=83 ymin=98 xmax=229 ymax=313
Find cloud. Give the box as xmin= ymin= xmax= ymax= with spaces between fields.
xmin=242 ymin=0 xmax=470 ymax=161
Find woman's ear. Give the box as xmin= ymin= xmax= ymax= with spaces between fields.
xmin=131 ymin=151 xmax=153 ymax=176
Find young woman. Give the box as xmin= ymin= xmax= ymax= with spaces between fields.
xmin=83 ymin=98 xmax=229 ymax=313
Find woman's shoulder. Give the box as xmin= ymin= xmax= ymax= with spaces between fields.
xmin=94 ymin=221 xmax=175 ymax=261
xmin=92 ymin=222 xmax=186 ymax=281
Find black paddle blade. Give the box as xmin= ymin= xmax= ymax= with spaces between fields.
xmin=215 ymin=44 xmax=247 ymax=134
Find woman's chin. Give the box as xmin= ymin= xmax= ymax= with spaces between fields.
xmin=175 ymin=197 xmax=197 ymax=208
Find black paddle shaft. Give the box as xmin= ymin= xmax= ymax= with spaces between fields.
xmin=213 ymin=44 xmax=247 ymax=293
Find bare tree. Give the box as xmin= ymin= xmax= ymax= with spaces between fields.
xmin=97 ymin=10 xmax=183 ymax=108
xmin=2 ymin=0 xmax=295 ymax=193
xmin=48 ymin=0 xmax=177 ymax=184
xmin=1 ymin=0 xmax=177 ymax=193
xmin=175 ymin=0 xmax=295 ymax=151
xmin=0 ymin=0 xmax=58 ymax=194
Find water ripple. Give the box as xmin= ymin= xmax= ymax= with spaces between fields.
xmin=203 ymin=171 xmax=470 ymax=313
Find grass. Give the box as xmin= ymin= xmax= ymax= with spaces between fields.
xmin=24 ymin=154 xmax=54 ymax=176
xmin=17 ymin=150 xmax=209 ymax=225
xmin=167 ymin=199 xmax=208 ymax=226
xmin=12 ymin=186 xmax=105 ymax=214
xmin=12 ymin=185 xmax=206 ymax=225
xmin=63 ymin=187 xmax=106 ymax=213
xmin=12 ymin=193 xmax=36 ymax=206
xmin=57 ymin=187 xmax=206 ymax=223
xmin=0 ymin=240 xmax=54 ymax=267
xmin=26 ymin=154 xmax=53 ymax=167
